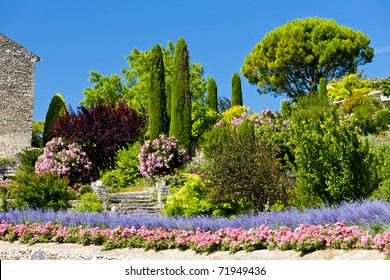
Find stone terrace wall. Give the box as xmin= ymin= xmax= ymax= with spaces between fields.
xmin=0 ymin=34 xmax=39 ymax=158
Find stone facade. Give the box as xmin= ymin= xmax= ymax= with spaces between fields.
xmin=0 ymin=33 xmax=39 ymax=158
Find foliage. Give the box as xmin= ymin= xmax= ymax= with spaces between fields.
xmin=73 ymin=193 xmax=104 ymax=213
xmin=220 ymin=105 xmax=249 ymax=124
xmin=80 ymin=70 xmax=129 ymax=108
xmin=8 ymin=173 xmax=73 ymax=211
xmin=292 ymin=108 xmax=378 ymax=206
xmin=380 ymin=75 xmax=390 ymax=96
xmin=47 ymin=102 xmax=145 ymax=175
xmin=241 ymin=17 xmax=374 ymax=101
xmin=120 ymin=41 xmax=207 ymax=116
xmin=202 ymin=132 xmax=292 ymax=213
xmin=367 ymin=131 xmax=390 ymax=201
xmin=327 ymin=72 xmax=380 ymax=101
xmin=32 ymin=121 xmax=44 ymax=148
xmin=149 ymin=44 xmax=169 ymax=140
xmin=43 ymin=93 xmax=67 ymax=144
xmin=169 ymin=38 xmax=192 ymax=153
xmin=200 ymin=125 xmax=231 ymax=159
xmin=206 ymin=77 xmax=218 ymax=112
xmin=35 ymin=137 xmax=93 ymax=186
xmin=217 ymin=96 xmax=231 ymax=113
xmin=163 ymin=175 xmax=212 ymax=217
xmin=101 ymin=143 xmax=142 ymax=192
xmin=138 ymin=135 xmax=190 ymax=180
xmin=374 ymin=108 xmax=390 ymax=132
xmin=17 ymin=149 xmax=43 ymax=174
xmin=341 ymin=92 xmax=379 ymax=134
xmin=231 ymin=72 xmax=243 ymax=106
xmin=191 ymin=105 xmax=220 ymax=140
xmin=236 ymin=119 xmax=255 ymax=140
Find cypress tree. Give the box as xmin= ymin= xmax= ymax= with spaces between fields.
xmin=43 ymin=93 xmax=67 ymax=145
xmin=231 ymin=73 xmax=243 ymax=106
xmin=149 ymin=44 xmax=169 ymax=140
xmin=206 ymin=77 xmax=218 ymax=112
xmin=169 ymin=38 xmax=192 ymax=153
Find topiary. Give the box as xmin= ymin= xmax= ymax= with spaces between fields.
xmin=43 ymin=93 xmax=67 ymax=145
xmin=236 ymin=119 xmax=255 ymax=140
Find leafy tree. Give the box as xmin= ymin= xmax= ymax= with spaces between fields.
xmin=47 ymin=103 xmax=145 ymax=176
xmin=241 ymin=17 xmax=374 ymax=101
xmin=206 ymin=77 xmax=218 ymax=112
xmin=327 ymin=72 xmax=379 ymax=101
xmin=169 ymin=38 xmax=192 ymax=153
xmin=231 ymin=73 xmax=243 ymax=106
xmin=80 ymin=70 xmax=129 ymax=108
xmin=149 ymin=44 xmax=169 ymax=139
xmin=43 ymin=93 xmax=67 ymax=144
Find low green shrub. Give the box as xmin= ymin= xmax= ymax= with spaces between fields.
xmin=9 ymin=173 xmax=73 ymax=211
xmin=74 ymin=193 xmax=104 ymax=213
xmin=101 ymin=143 xmax=142 ymax=192
xmin=163 ymin=175 xmax=212 ymax=217
xmin=17 ymin=149 xmax=43 ymax=174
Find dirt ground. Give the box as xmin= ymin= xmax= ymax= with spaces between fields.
xmin=0 ymin=240 xmax=387 ymax=260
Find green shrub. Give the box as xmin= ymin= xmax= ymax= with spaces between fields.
xmin=375 ymin=108 xmax=390 ymax=132
xmin=367 ymin=131 xmax=390 ymax=201
xmin=201 ymin=132 xmax=292 ymax=213
xmin=192 ymin=105 xmax=220 ymax=139
xmin=163 ymin=175 xmax=212 ymax=217
xmin=236 ymin=119 xmax=255 ymax=140
xmin=292 ymin=108 xmax=378 ymax=207
xmin=17 ymin=149 xmax=43 ymax=174
xmin=9 ymin=173 xmax=73 ymax=211
xmin=200 ymin=125 xmax=231 ymax=159
xmin=74 ymin=193 xmax=104 ymax=213
xmin=101 ymin=143 xmax=142 ymax=192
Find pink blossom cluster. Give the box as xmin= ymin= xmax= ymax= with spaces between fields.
xmin=1 ymin=220 xmax=390 ymax=256
xmin=138 ymin=135 xmax=190 ymax=180
xmin=35 ymin=137 xmax=93 ymax=185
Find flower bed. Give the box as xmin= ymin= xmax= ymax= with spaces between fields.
xmin=0 ymin=221 xmax=389 ymax=256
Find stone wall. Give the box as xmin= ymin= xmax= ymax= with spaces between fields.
xmin=0 ymin=34 xmax=39 ymax=158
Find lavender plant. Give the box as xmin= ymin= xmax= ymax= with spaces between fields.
xmin=2 ymin=200 xmax=390 ymax=232
xmin=138 ymin=135 xmax=190 ymax=180
xmin=35 ymin=137 xmax=93 ymax=185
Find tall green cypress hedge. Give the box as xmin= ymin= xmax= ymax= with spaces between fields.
xmin=231 ymin=73 xmax=243 ymax=106
xmin=169 ymin=38 xmax=192 ymax=153
xmin=206 ymin=77 xmax=218 ymax=112
xmin=149 ymin=44 xmax=169 ymax=140
xmin=43 ymin=93 xmax=67 ymax=144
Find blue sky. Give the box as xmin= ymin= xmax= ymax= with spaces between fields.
xmin=2 ymin=0 xmax=390 ymax=121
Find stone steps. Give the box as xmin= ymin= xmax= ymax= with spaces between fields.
xmin=105 ymin=191 xmax=161 ymax=214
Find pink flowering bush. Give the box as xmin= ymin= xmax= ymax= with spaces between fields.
xmin=0 ymin=220 xmax=389 ymax=257
xmin=35 ymin=137 xmax=93 ymax=185
xmin=138 ymin=135 xmax=190 ymax=180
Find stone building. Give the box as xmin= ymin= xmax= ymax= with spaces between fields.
xmin=0 ymin=33 xmax=40 ymax=158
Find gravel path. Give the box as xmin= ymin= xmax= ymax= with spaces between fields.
xmin=0 ymin=241 xmax=387 ymax=260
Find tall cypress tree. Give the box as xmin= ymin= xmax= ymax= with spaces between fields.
xmin=43 ymin=93 xmax=67 ymax=145
xmin=231 ymin=72 xmax=243 ymax=106
xmin=206 ymin=77 xmax=218 ymax=112
xmin=149 ymin=44 xmax=169 ymax=140
xmin=169 ymin=38 xmax=192 ymax=153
